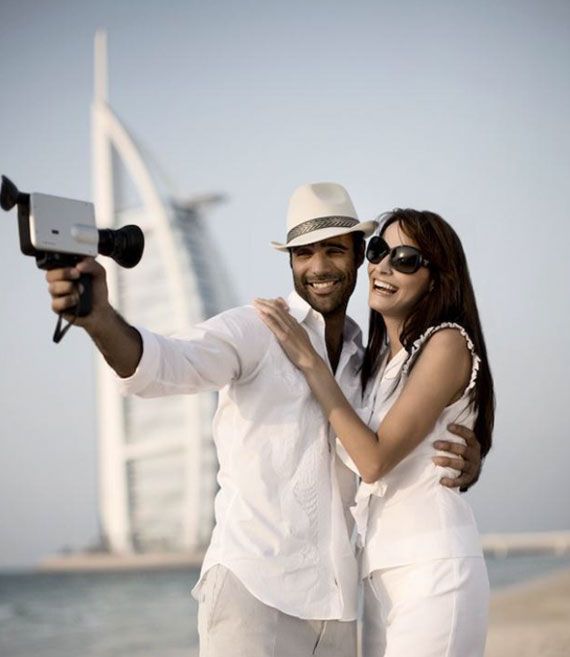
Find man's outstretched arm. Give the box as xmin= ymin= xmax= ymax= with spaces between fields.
xmin=46 ymin=257 xmax=142 ymax=378
xmin=433 ymin=423 xmax=482 ymax=492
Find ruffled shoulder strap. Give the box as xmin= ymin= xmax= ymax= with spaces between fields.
xmin=402 ymin=322 xmax=481 ymax=394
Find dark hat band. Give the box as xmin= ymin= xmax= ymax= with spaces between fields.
xmin=287 ymin=216 xmax=359 ymax=243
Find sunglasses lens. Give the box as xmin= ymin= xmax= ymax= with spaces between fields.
xmin=366 ymin=236 xmax=389 ymax=264
xmin=391 ymin=246 xmax=421 ymax=274
xmin=367 ymin=238 xmax=427 ymax=273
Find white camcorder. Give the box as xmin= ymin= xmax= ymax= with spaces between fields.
xmin=1 ymin=175 xmax=145 ymax=342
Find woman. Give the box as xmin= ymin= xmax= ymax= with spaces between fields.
xmin=254 ymin=208 xmax=494 ymax=657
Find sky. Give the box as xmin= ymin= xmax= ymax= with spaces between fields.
xmin=1 ymin=0 xmax=569 ymax=569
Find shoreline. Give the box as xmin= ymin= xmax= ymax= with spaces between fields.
xmin=1 ymin=562 xmax=569 ymax=656
xmin=486 ymin=566 xmax=570 ymax=657
xmin=36 ymin=550 xmax=206 ymax=572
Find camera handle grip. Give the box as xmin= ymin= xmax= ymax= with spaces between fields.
xmin=52 ymin=273 xmax=93 ymax=343
xmin=75 ymin=273 xmax=93 ymax=317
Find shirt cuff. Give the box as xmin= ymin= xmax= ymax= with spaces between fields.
xmin=115 ymin=326 xmax=161 ymax=396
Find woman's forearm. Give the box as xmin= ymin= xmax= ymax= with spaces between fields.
xmin=302 ymin=359 xmax=384 ymax=483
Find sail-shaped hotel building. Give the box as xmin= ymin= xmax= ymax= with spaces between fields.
xmin=91 ymin=32 xmax=234 ymax=554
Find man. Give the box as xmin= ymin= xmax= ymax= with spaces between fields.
xmin=46 ymin=182 xmax=481 ymax=656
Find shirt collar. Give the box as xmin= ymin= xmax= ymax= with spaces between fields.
xmin=287 ymin=290 xmax=313 ymax=324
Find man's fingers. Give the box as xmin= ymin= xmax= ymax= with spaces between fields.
xmin=75 ymin=257 xmax=100 ymax=274
xmin=437 ymin=427 xmax=482 ymax=492
xmin=439 ymin=461 xmax=480 ymax=489
xmin=432 ymin=455 xmax=465 ymax=471
xmin=45 ymin=267 xmax=80 ymax=284
xmin=51 ymin=293 xmax=80 ymax=313
xmin=48 ymin=280 xmax=78 ymax=297
xmin=444 ymin=471 xmax=475 ymax=489
xmin=447 ymin=423 xmax=478 ymax=448
xmin=440 ymin=476 xmax=465 ymax=488
xmin=433 ymin=441 xmax=466 ymax=457
xmin=45 ymin=258 xmax=103 ymax=282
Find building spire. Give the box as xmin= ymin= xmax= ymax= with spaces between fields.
xmin=94 ymin=29 xmax=108 ymax=103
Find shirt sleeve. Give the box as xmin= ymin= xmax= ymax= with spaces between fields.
xmin=117 ymin=305 xmax=269 ymax=397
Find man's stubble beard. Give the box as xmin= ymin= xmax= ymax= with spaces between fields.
xmin=293 ymin=271 xmax=358 ymax=321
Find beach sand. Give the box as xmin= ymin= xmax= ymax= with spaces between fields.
xmin=486 ymin=567 xmax=570 ymax=657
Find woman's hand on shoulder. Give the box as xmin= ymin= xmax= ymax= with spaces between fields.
xmin=252 ymin=297 xmax=321 ymax=371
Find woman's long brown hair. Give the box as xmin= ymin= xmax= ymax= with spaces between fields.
xmin=361 ymin=209 xmax=495 ymax=459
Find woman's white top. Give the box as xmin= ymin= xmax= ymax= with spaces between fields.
xmin=337 ymin=323 xmax=484 ymax=579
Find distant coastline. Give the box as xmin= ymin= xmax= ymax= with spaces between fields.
xmin=33 ymin=531 xmax=570 ymax=573
xmin=481 ymin=530 xmax=570 ymax=558
xmin=38 ymin=550 xmax=206 ymax=572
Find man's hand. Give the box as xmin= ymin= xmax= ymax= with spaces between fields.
xmin=433 ymin=424 xmax=482 ymax=491
xmin=46 ymin=257 xmax=113 ymax=331
xmin=45 ymin=257 xmax=142 ymax=377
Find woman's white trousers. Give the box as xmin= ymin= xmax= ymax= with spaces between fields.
xmin=362 ymin=557 xmax=489 ymax=657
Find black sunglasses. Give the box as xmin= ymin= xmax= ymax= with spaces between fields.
xmin=366 ymin=236 xmax=430 ymax=274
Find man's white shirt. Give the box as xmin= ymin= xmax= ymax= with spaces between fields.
xmin=117 ymin=291 xmax=363 ymax=620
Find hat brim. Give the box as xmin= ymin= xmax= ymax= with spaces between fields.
xmin=271 ymin=219 xmax=378 ymax=252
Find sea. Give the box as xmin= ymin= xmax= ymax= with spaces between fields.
xmin=1 ymin=555 xmax=569 ymax=657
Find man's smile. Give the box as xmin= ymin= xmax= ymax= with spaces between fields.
xmin=306 ymin=279 xmax=340 ymax=294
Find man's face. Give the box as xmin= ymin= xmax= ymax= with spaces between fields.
xmin=290 ymin=234 xmax=363 ymax=319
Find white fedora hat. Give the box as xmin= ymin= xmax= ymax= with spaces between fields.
xmin=271 ymin=182 xmax=378 ymax=251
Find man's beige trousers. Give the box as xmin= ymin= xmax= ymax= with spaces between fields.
xmin=197 ymin=565 xmax=357 ymax=657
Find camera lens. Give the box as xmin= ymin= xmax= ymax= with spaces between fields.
xmin=98 ymin=225 xmax=145 ymax=268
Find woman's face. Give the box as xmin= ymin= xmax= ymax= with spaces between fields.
xmin=367 ymin=221 xmax=432 ymax=321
